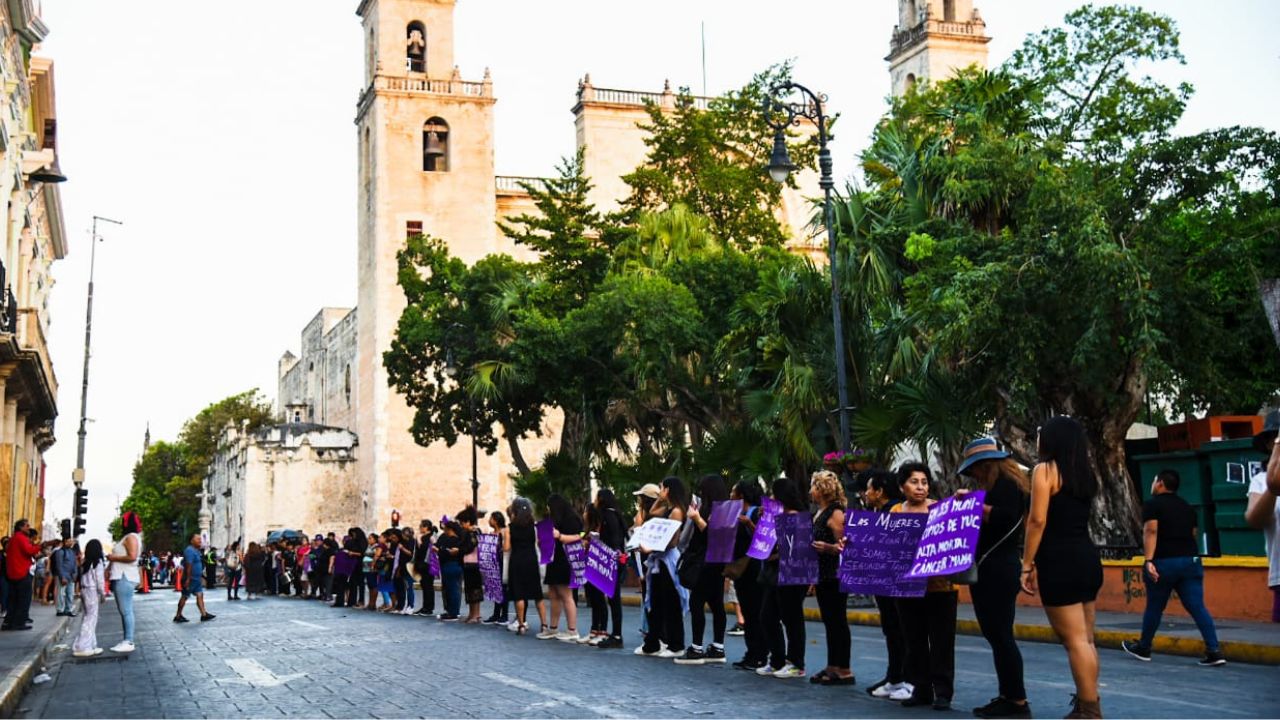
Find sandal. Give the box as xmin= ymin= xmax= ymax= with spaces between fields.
xmin=809 ymin=669 xmax=833 ymax=685
xmin=818 ymin=672 xmax=856 ymax=687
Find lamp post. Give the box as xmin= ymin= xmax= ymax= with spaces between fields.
xmin=763 ymin=82 xmax=851 ymax=455
xmin=443 ymin=343 xmax=479 ymax=510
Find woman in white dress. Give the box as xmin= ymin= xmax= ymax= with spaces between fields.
xmin=72 ymin=539 xmax=106 ymax=657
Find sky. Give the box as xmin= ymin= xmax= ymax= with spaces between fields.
xmin=34 ymin=0 xmax=1280 ymax=540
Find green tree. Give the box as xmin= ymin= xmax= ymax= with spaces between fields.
xmin=115 ymin=441 xmax=188 ymax=549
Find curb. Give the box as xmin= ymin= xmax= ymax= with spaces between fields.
xmin=618 ymin=595 xmax=1279 ymax=666
xmin=0 ymin=614 xmax=71 ymax=717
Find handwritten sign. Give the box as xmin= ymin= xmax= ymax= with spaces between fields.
xmin=477 ymin=534 xmax=504 ymax=603
xmin=584 ymin=538 xmax=618 ymax=597
xmin=705 ymin=501 xmax=740 ymax=564
xmin=904 ymin=491 xmax=986 ymax=579
xmin=839 ymin=510 xmax=927 ymax=597
xmin=566 ymin=541 xmax=587 ymax=589
xmin=626 ymin=518 xmax=682 ymax=552
xmin=776 ymin=512 xmax=819 ymax=586
xmin=536 ymin=519 xmax=556 ymax=565
xmin=746 ymin=498 xmax=783 ymax=560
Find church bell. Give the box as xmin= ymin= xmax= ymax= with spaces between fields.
xmin=424 ymin=132 xmax=446 ymax=158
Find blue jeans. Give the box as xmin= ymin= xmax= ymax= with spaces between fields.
xmin=57 ymin=579 xmax=75 ymax=613
xmin=1141 ymin=556 xmax=1219 ymax=651
xmin=111 ymin=579 xmax=136 ymax=643
xmin=441 ymin=563 xmax=463 ymax=617
xmin=405 ymin=579 xmax=416 ymax=610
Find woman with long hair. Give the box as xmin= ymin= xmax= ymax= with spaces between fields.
xmin=958 ymin=439 xmax=1033 ymax=719
xmin=506 ymin=498 xmax=547 ymax=635
xmin=72 ymin=539 xmax=107 ymax=657
xmin=1022 ymin=417 xmax=1104 ymax=719
xmin=675 ymin=474 xmax=731 ymax=665
xmin=808 ymin=470 xmax=853 ymax=685
xmin=105 ymin=511 xmax=143 ymax=653
xmin=728 ymin=480 xmax=767 ymax=670
xmin=635 ymin=477 xmax=689 ymax=658
xmin=861 ymin=470 xmax=912 ymax=701
xmin=484 ymin=511 xmax=510 ymax=625
xmin=342 ymin=527 xmax=368 ymax=608
xmin=245 ymin=542 xmax=266 ymax=600
xmin=541 ymin=494 xmax=584 ymax=641
xmin=436 ymin=522 xmax=464 ymax=621
xmin=456 ymin=507 xmax=484 ymax=623
xmin=893 ymin=462 xmax=958 ymax=710
xmin=756 ymin=476 xmax=809 ymax=679
xmin=224 ymin=541 xmax=243 ymax=601
xmin=593 ymin=489 xmax=628 ymax=648
xmin=582 ymin=504 xmax=608 ymax=644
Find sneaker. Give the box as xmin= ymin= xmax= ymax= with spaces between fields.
xmin=634 ymin=644 xmax=663 ymax=657
xmin=733 ymin=658 xmax=766 ymax=671
xmin=587 ymin=633 xmax=605 ymax=646
xmin=1121 ymin=640 xmax=1152 ymax=662
xmin=704 ymin=646 xmax=726 ymax=663
xmin=110 ymin=641 xmax=135 ymax=653
xmin=773 ymin=663 xmax=805 ymax=679
xmin=933 ymin=697 xmax=952 ymax=711
xmin=674 ymin=647 xmax=706 ymax=665
xmin=870 ymin=680 xmax=894 ymax=698
xmin=537 ymin=628 xmax=559 ymax=640
xmin=579 ymin=633 xmax=599 ymax=645
xmin=556 ymin=630 xmax=581 ymax=643
xmin=72 ymin=648 xmax=98 ymax=658
xmin=506 ymin=620 xmax=520 ymax=632
xmin=727 ymin=623 xmax=745 ymax=636
xmin=657 ymin=647 xmax=682 ymax=659
xmin=596 ymin=636 xmax=623 ymax=649
xmin=1198 ymin=651 xmax=1227 ymax=667
xmin=439 ymin=614 xmax=460 ymax=622
xmin=173 ymin=615 xmax=189 ymax=623
xmin=973 ymin=696 xmax=1033 ymax=718
xmin=888 ymin=683 xmax=915 ymax=701
xmin=755 ymin=664 xmax=781 ymax=677
xmin=199 ymin=614 xmax=216 ymax=622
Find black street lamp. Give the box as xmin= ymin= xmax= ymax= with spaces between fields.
xmin=763 ymin=82 xmax=851 ymax=455
xmin=443 ymin=342 xmax=480 ymax=510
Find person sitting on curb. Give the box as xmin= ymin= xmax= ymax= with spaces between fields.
xmin=1122 ymin=469 xmax=1226 ymax=666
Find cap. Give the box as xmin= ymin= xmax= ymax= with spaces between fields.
xmin=632 ymin=483 xmax=660 ymax=499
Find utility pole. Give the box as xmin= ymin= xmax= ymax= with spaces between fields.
xmin=72 ymin=216 xmax=121 ymax=534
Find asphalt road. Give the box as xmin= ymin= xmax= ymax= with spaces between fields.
xmin=13 ymin=589 xmax=1279 ymax=718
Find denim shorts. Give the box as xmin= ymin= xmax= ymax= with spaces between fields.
xmin=183 ymin=578 xmax=205 ymax=597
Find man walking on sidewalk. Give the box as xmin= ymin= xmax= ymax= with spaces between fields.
xmin=174 ymin=534 xmax=215 ymax=624
xmin=1122 ymin=469 xmax=1226 ymax=666
xmin=3 ymin=520 xmax=39 ymax=631
xmin=52 ymin=537 xmax=78 ymax=617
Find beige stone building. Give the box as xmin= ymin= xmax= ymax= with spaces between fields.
xmin=887 ymin=0 xmax=990 ymax=96
xmin=266 ymin=0 xmax=990 ymax=535
xmin=0 ymin=2 xmax=67 ymax=535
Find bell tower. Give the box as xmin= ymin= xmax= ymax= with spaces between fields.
xmin=887 ymin=0 xmax=990 ymax=96
xmin=354 ymin=0 xmax=500 ymax=526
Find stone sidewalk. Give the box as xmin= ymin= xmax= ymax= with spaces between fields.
xmin=0 ymin=602 xmax=70 ymax=716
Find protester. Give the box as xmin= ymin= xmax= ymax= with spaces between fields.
xmin=593 ymin=489 xmax=627 ymax=648
xmin=105 ymin=511 xmax=143 ymax=652
xmin=676 ymin=474 xmax=730 ymax=665
xmin=808 ymin=470 xmax=853 ymax=685
xmin=860 ymin=470 xmax=913 ymax=701
xmin=483 ymin=511 xmax=509 ymax=625
xmin=756 ymin=476 xmax=808 ymax=679
xmin=957 ymin=438 xmax=1032 ymax=718
xmin=398 ymin=529 xmax=417 ymax=614
xmin=583 ymin=504 xmax=608 ymax=644
xmin=1245 ymin=410 xmax=1280 ymax=623
xmin=636 ymin=478 xmax=687 ymax=658
xmin=175 ymin=534 xmax=215 ymax=623
xmin=3 ymin=519 xmax=39 ymax=631
xmin=72 ymin=539 xmax=107 ymax=657
xmin=506 ymin=498 xmax=546 ymax=635
xmin=728 ymin=480 xmax=767 ymax=671
xmin=631 ymin=484 xmax=661 ymax=641
xmin=436 ymin=522 xmax=464 ymax=621
xmin=1021 ymin=417 xmax=1104 ymax=720
xmin=1121 ymin=469 xmax=1226 ymax=667
xmin=413 ymin=521 xmax=436 ymax=616
xmin=456 ymin=509 xmax=483 ymax=623
xmin=544 ymin=494 xmax=584 ymax=642
xmin=225 ymin=541 xmax=244 ymax=600
xmin=52 ymin=537 xmax=78 ymax=618
xmin=344 ymin=528 xmax=368 ymax=609
xmin=893 ymin=461 xmax=957 ymax=709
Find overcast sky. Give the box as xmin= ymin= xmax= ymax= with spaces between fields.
xmin=35 ymin=0 xmax=1280 ymax=540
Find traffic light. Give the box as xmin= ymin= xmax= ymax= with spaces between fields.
xmin=170 ymin=521 xmax=180 ymax=535
xmin=73 ymin=487 xmax=88 ymax=518
xmin=60 ymin=519 xmax=70 ymax=539
xmin=73 ymin=517 xmax=85 ymax=537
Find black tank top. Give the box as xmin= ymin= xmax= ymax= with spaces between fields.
xmin=813 ymin=504 xmax=843 ymax=582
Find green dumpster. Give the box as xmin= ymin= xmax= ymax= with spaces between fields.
xmin=1202 ymin=438 xmax=1268 ymax=557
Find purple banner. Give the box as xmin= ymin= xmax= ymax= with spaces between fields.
xmin=477 ymin=534 xmax=504 ymax=603
xmin=904 ymin=491 xmax=986 ymax=579
xmin=584 ymin=538 xmax=618 ymax=597
xmin=427 ymin=545 xmax=440 ymax=577
xmin=705 ymin=501 xmax=740 ymax=564
xmin=566 ymin=541 xmax=587 ymax=589
xmin=746 ymin=497 xmax=783 ymax=560
xmin=776 ymin=512 xmax=819 ymax=586
xmin=536 ymin=519 xmax=556 ymax=565
xmin=839 ymin=510 xmax=927 ymax=597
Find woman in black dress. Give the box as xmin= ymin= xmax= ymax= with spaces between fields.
xmin=244 ymin=542 xmax=266 ymax=600
xmin=542 ymin=494 xmax=584 ymax=642
xmin=1022 ymin=417 xmax=1103 ymax=719
xmin=505 ymin=498 xmax=546 ymax=635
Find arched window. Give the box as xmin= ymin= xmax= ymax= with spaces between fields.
xmin=406 ymin=22 xmax=426 ymax=73
xmin=423 ymin=117 xmax=449 ymax=172
xmin=905 ymin=73 xmax=917 ymax=91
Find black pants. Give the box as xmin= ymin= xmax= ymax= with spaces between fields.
xmin=874 ymin=594 xmax=907 ymax=684
xmin=688 ymin=567 xmax=726 ymax=647
xmin=642 ymin=565 xmax=684 ymax=653
xmin=970 ymin=555 xmax=1027 ymax=701
xmin=311 ymin=571 xmax=328 ymax=599
xmin=347 ymin=568 xmax=364 ymax=607
xmin=607 ymin=573 xmax=623 ymax=638
xmin=815 ymin=579 xmax=851 ymax=668
xmin=331 ymin=574 xmax=349 ymax=607
xmin=734 ymin=568 xmax=767 ymax=664
xmin=586 ymin=583 xmax=607 ymax=632
xmin=226 ymin=569 xmax=242 ymax=598
xmin=420 ymin=574 xmax=435 ymax=613
xmin=392 ymin=576 xmax=407 ymax=610
xmin=761 ymin=583 xmax=807 ymax=669
xmin=897 ymin=591 xmax=958 ymax=701
xmin=5 ymin=575 xmax=31 ymax=626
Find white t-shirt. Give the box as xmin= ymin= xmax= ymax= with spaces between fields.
xmin=109 ymin=533 xmax=143 ymax=583
xmin=1248 ymin=472 xmax=1280 ymax=588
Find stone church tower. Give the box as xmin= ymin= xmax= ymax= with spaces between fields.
xmin=887 ymin=0 xmax=990 ymax=96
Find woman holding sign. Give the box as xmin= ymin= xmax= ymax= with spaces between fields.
xmin=808 ymin=470 xmax=854 ymax=686
xmin=674 ymin=474 xmax=731 ymax=665
xmin=860 ymin=470 xmax=913 ymax=702
xmin=594 ymin=489 xmax=628 ymax=649
xmin=756 ymin=477 xmax=810 ymax=679
xmin=505 ymin=498 xmax=546 ymax=636
xmin=544 ymin=494 xmax=584 ymax=642
xmin=892 ymin=462 xmax=958 ymax=711
xmin=1021 ymin=417 xmax=1104 ymax=720
xmin=636 ymin=477 xmax=688 ymax=659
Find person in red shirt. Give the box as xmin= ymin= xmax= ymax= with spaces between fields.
xmin=4 ymin=519 xmax=40 ymax=631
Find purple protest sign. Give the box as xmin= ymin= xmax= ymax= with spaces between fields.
xmin=477 ymin=534 xmax=504 ymax=603
xmin=839 ymin=510 xmax=927 ymax=597
xmin=584 ymin=538 xmax=618 ymax=597
xmin=427 ymin=545 xmax=440 ymax=577
xmin=776 ymin=512 xmax=819 ymax=585
xmin=566 ymin=541 xmax=587 ymax=589
xmin=536 ymin=519 xmax=556 ymax=565
xmin=904 ymin=491 xmax=986 ymax=579
xmin=705 ymin=501 xmax=740 ymax=564
xmin=746 ymin=497 xmax=783 ymax=560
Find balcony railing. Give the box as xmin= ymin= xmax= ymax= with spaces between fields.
xmin=889 ymin=18 xmax=988 ymax=56
xmin=356 ymin=73 xmax=493 ymax=118
xmin=495 ymin=176 xmax=549 ymax=194
xmin=576 ymin=82 xmax=712 ymax=111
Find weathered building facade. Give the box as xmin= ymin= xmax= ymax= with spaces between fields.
xmin=887 ymin=0 xmax=990 ymax=96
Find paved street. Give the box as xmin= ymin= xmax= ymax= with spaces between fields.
xmin=12 ymin=590 xmax=1280 ymax=719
